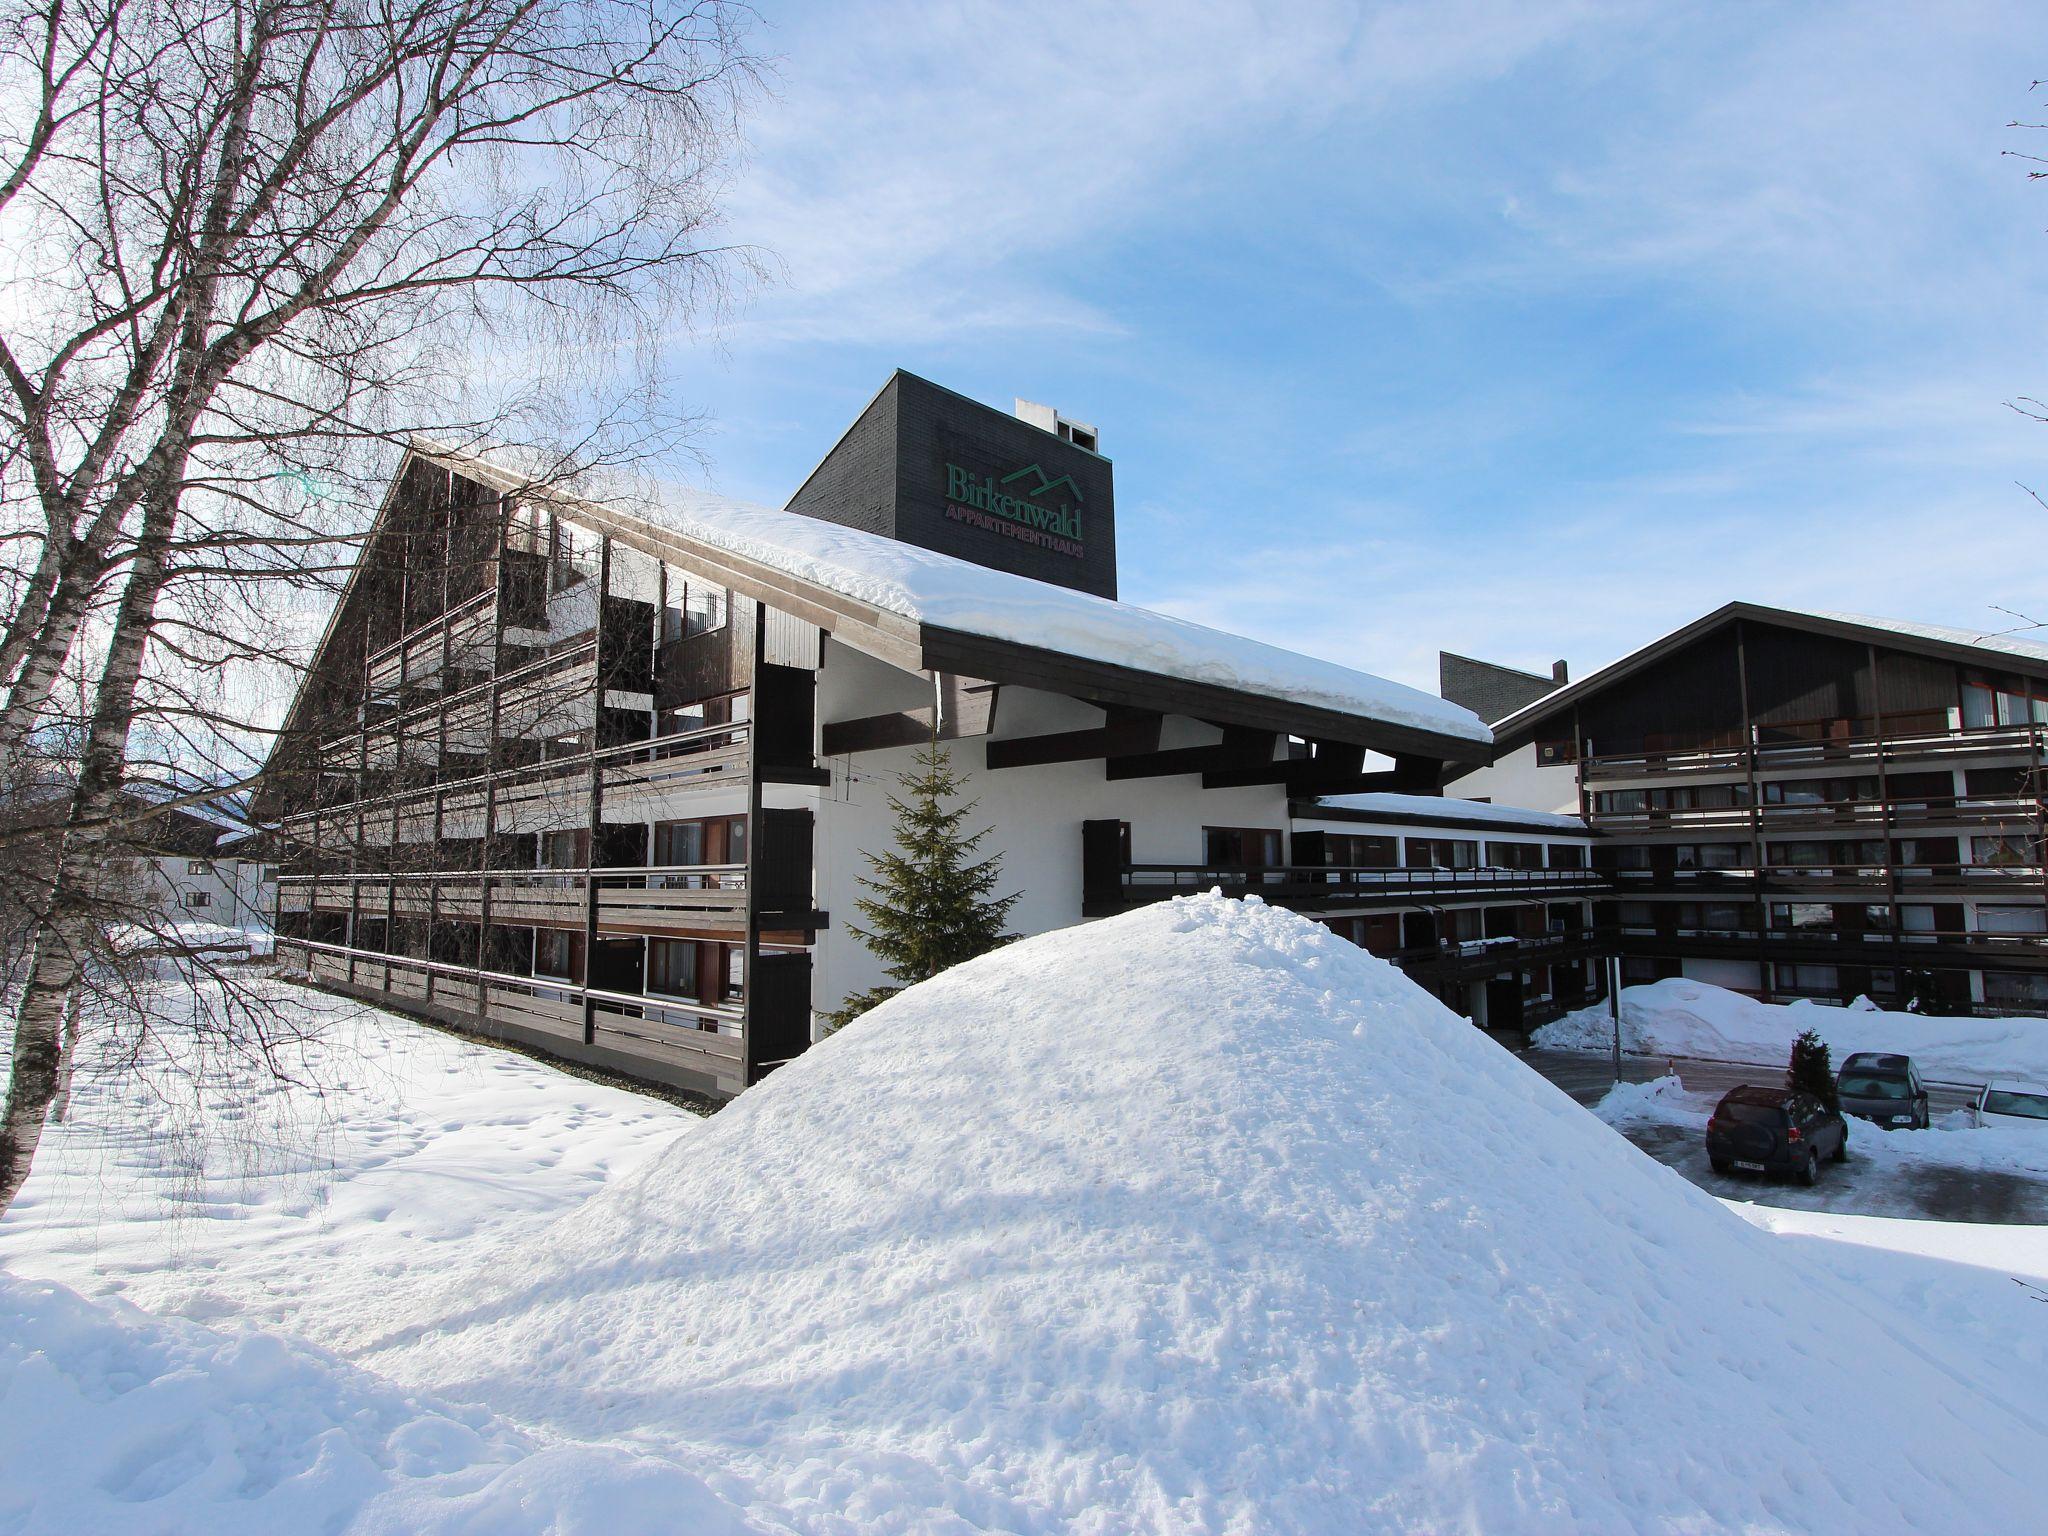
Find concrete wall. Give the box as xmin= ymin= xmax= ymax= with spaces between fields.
xmin=1446 ymin=741 xmax=1582 ymax=816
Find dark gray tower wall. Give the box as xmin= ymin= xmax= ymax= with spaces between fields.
xmin=1439 ymin=651 xmax=1566 ymax=723
xmin=785 ymin=371 xmax=1118 ymax=600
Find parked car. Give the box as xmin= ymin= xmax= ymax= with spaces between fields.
xmin=1707 ymin=1086 xmax=1849 ymax=1185
xmin=1836 ymin=1052 xmax=1930 ymax=1130
xmin=1972 ymin=1081 xmax=2048 ymax=1129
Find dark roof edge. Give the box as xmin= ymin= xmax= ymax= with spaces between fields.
xmin=1491 ymin=601 xmax=2048 ymax=752
xmin=1288 ymin=798 xmax=1593 ymax=837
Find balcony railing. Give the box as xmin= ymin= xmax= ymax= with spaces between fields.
xmin=1098 ymin=862 xmax=1607 ymax=914
xmin=277 ymin=720 xmax=751 ymax=852
xmin=1581 ymin=721 xmax=2046 ymax=782
xmin=274 ymin=938 xmax=746 ymax=1066
xmin=1608 ymin=863 xmax=2047 ymax=895
xmin=280 ymin=862 xmax=749 ymax=934
xmin=1588 ymin=794 xmax=2045 ymax=836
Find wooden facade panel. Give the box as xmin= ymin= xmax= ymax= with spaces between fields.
xmin=1577 ymin=634 xmax=1744 ymax=754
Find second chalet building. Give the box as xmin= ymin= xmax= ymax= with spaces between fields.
xmin=271 ymin=374 xmax=1620 ymax=1097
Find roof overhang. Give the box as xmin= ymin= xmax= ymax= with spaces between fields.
xmin=1490 ymin=601 xmax=2048 ymax=754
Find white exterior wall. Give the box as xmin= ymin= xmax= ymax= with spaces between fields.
xmin=1446 ymin=742 xmax=1580 ymax=816
xmin=141 ymin=855 xmax=275 ymax=931
xmin=801 ymin=641 xmax=1291 ymax=1026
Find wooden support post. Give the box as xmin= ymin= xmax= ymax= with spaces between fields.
xmin=742 ymin=600 xmax=767 ymax=1085
xmin=580 ymin=536 xmax=611 ymax=1046
xmin=1735 ymin=621 xmax=1768 ymax=995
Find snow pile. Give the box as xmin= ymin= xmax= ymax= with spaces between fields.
xmin=0 ymin=1274 xmax=768 ymax=1536
xmin=1537 ymin=976 xmax=2048 ymax=1083
xmin=1594 ymin=1072 xmax=1686 ymax=1118
xmin=372 ymin=893 xmax=2048 ymax=1533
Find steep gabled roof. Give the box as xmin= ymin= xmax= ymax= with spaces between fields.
xmin=404 ymin=444 xmax=1492 ymax=761
xmin=1491 ymin=601 xmax=2048 ymax=750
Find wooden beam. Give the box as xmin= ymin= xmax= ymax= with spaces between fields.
xmin=1104 ymin=726 xmax=1276 ymax=781
xmin=1201 ymin=740 xmax=1366 ymax=790
xmin=919 ymin=627 xmax=1493 ymax=766
xmin=1212 ymin=749 xmax=1442 ymax=796
xmin=985 ymin=708 xmax=1162 ymax=771
xmin=821 ymin=676 xmax=999 ymax=757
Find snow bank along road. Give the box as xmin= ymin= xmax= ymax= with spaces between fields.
xmin=6 ymin=903 xmax=2048 ymax=1533
xmin=1537 ymin=976 xmax=2048 ymax=1088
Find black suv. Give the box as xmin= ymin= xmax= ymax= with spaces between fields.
xmin=1836 ymin=1052 xmax=1930 ymax=1130
xmin=1706 ymin=1086 xmax=1848 ymax=1185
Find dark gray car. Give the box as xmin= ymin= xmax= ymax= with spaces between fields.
xmin=1836 ymin=1051 xmax=1929 ymax=1130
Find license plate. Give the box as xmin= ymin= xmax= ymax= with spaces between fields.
xmin=1734 ymin=1160 xmax=1764 ymax=1171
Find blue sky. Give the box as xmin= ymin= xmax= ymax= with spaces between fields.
xmin=658 ymin=0 xmax=2048 ymax=697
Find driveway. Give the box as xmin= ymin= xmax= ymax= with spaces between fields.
xmin=1517 ymin=1046 xmax=2047 ymax=1224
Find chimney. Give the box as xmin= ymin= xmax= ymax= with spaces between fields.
xmin=1015 ymin=397 xmax=1100 ymax=454
xmin=1552 ymin=660 xmax=1569 ymax=684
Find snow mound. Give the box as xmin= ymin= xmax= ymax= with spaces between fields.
xmin=0 ymin=1274 xmax=770 ymax=1536
xmin=1537 ymin=976 xmax=2048 ymax=1083
xmin=376 ymin=894 xmax=2048 ymax=1533
xmin=1595 ymin=1071 xmax=1689 ymax=1118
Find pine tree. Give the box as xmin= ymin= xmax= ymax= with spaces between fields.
xmin=1786 ymin=1028 xmax=1839 ymax=1110
xmin=825 ymin=737 xmax=1019 ymax=1031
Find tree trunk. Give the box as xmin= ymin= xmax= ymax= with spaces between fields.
xmin=48 ymin=989 xmax=84 ymax=1124
xmin=0 ymin=913 xmax=85 ymax=1208
xmin=0 ymin=489 xmax=177 ymax=1215
xmin=0 ymin=551 xmax=97 ymax=769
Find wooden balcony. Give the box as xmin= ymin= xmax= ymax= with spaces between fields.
xmin=1085 ymin=860 xmax=1607 ymax=918
xmin=1582 ymin=721 xmax=2045 ymax=783
xmin=286 ymin=864 xmax=750 ymax=936
xmin=277 ymin=938 xmax=748 ymax=1090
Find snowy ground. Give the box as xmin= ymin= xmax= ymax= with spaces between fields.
xmin=5 ymin=915 xmax=2048 ymax=1532
xmin=0 ymin=976 xmax=697 ymax=1344
xmin=1536 ymin=976 xmax=2048 ymax=1084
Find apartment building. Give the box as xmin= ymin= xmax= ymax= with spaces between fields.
xmin=1457 ymin=603 xmax=2048 ymax=1015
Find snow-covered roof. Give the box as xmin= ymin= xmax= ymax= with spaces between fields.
xmin=1794 ymin=608 xmax=2048 ymax=670
xmin=1303 ymin=791 xmax=1590 ymax=834
xmin=428 ymin=445 xmax=1489 ymax=748
xmin=125 ymin=780 xmax=260 ymax=840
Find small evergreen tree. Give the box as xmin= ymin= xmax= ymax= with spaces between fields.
xmin=1787 ymin=1028 xmax=1839 ymax=1110
xmin=824 ymin=737 xmax=1019 ymax=1032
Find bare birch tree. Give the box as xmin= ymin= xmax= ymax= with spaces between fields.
xmin=0 ymin=0 xmax=761 ymax=1210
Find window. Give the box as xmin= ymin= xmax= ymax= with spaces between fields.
xmin=1894 ymin=835 xmax=1958 ymax=867
xmin=1772 ymin=902 xmax=1835 ymax=931
xmin=540 ymin=829 xmax=585 ymax=871
xmin=1973 ymin=834 xmax=2042 ymax=868
xmin=1204 ymin=827 xmax=1282 ymax=867
xmin=1985 ymin=972 xmax=2048 ymax=1006
xmin=1403 ymin=837 xmax=1477 ymax=871
xmin=552 ymin=519 xmax=598 ymax=593
xmin=723 ymin=944 xmax=745 ymax=1002
xmin=654 ymin=815 xmax=745 ymax=871
xmin=1548 ymin=844 xmax=1586 ymax=869
xmin=1488 ymin=841 xmax=1544 ymax=869
xmin=1324 ymin=833 xmax=1396 ymax=868
xmin=662 ymin=577 xmax=729 ymax=641
xmin=1595 ymin=789 xmax=1647 ymax=815
xmin=648 ymin=938 xmax=702 ymax=1000
xmin=187 ymin=859 xmax=214 ymax=876
xmin=535 ymin=929 xmax=578 ymax=980
xmin=1976 ymin=906 xmax=2048 ymax=936
xmin=182 ymin=890 xmax=212 ymax=909
xmin=1776 ymin=963 xmax=1840 ymax=994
